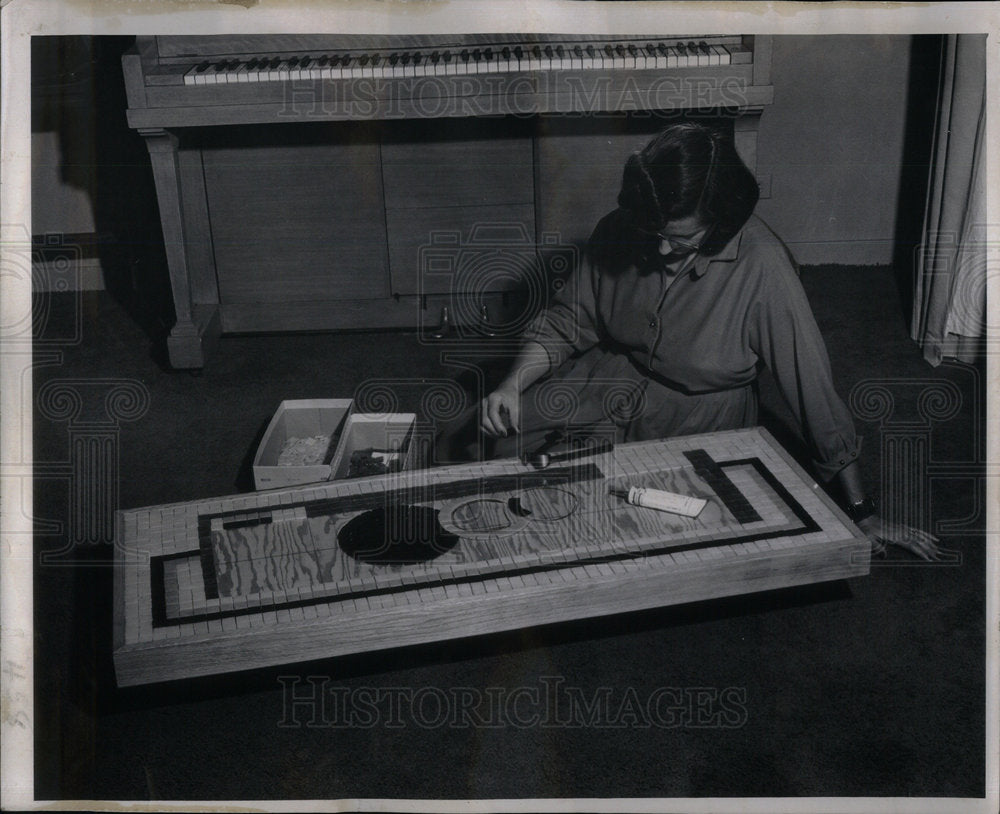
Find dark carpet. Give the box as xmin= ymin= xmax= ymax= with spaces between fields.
xmin=31 ymin=264 xmax=986 ymax=801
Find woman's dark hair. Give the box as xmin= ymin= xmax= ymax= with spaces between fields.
xmin=616 ymin=122 xmax=759 ymax=256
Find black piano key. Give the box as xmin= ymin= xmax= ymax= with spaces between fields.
xmin=358 ymin=54 xmax=369 ymax=66
xmin=460 ymin=49 xmax=470 ymax=62
xmin=555 ymin=44 xmax=565 ymax=58
xmin=586 ymin=45 xmax=595 ymax=58
xmin=195 ymin=61 xmax=211 ymax=73
xmin=389 ymin=53 xmax=399 ymax=65
xmin=268 ymin=57 xmax=281 ymax=69
xmin=472 ymin=48 xmax=482 ymax=61
xmin=371 ymin=54 xmax=382 ymax=66
xmin=288 ymin=56 xmax=300 ymax=68
xmin=341 ymin=55 xmax=353 ymax=67
xmin=213 ymin=61 xmax=228 ymax=72
xmin=318 ymin=55 xmax=329 ymax=67
xmin=627 ymin=44 xmax=638 ymax=57
xmin=604 ymin=44 xmax=614 ymax=58
xmin=400 ymin=53 xmax=411 ymax=65
xmin=501 ymin=46 xmax=511 ymax=60
xmin=442 ymin=51 xmax=452 ymax=63
xmin=657 ymin=43 xmax=669 ymax=56
xmin=430 ymin=50 xmax=440 ymax=63
xmin=246 ymin=58 xmax=259 ymax=69
xmin=615 ymin=44 xmax=625 ymax=58
xmin=412 ymin=53 xmax=423 ymax=66
xmin=300 ymin=56 xmax=312 ymax=68
xmin=544 ymin=45 xmax=554 ymax=58
xmin=698 ymin=41 xmax=711 ymax=54
xmin=514 ymin=46 xmax=523 ymax=60
xmin=484 ymin=48 xmax=493 ymax=61
xmin=573 ymin=45 xmax=583 ymax=58
xmin=532 ymin=46 xmax=542 ymax=59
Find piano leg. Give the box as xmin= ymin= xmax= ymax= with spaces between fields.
xmin=139 ymin=128 xmax=221 ymax=369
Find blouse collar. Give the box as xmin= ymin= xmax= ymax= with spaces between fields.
xmin=689 ymin=222 xmax=746 ymax=278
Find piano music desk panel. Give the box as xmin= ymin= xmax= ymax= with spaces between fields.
xmin=113 ymin=428 xmax=869 ymax=686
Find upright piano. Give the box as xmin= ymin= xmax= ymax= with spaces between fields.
xmin=122 ymin=34 xmax=773 ymax=368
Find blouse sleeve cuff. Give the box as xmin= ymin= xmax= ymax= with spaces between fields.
xmin=813 ymin=437 xmax=863 ymax=482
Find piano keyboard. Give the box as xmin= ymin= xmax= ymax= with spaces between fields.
xmin=183 ymin=40 xmax=745 ymax=85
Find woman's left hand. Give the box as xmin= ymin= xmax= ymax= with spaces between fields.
xmin=856 ymin=514 xmax=942 ymax=560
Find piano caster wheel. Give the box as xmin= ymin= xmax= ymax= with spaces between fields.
xmin=430 ymin=306 xmax=452 ymax=340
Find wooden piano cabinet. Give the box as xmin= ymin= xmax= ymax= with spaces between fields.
xmin=123 ymin=35 xmax=773 ymax=369
xmin=199 ymin=123 xmax=392 ymax=334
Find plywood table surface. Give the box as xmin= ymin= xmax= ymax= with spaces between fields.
xmin=113 ymin=427 xmax=870 ymax=686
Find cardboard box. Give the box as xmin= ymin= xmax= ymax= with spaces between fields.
xmin=252 ymin=399 xmax=353 ymax=489
xmin=327 ymin=412 xmax=417 ymax=481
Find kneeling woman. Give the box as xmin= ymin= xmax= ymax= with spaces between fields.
xmin=462 ymin=123 xmax=937 ymax=558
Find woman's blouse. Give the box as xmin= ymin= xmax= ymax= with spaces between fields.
xmin=522 ymin=210 xmax=861 ymax=480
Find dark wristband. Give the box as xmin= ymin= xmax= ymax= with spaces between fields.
xmin=845 ymin=495 xmax=877 ymax=523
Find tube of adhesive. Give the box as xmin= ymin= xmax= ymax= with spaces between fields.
xmin=611 ymin=485 xmax=707 ymax=518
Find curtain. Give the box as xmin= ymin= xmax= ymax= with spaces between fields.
xmin=911 ymin=34 xmax=987 ymax=366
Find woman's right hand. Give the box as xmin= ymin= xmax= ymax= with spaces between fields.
xmin=481 ymin=385 xmax=520 ymax=438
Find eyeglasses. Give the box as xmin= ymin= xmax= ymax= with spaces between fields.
xmin=634 ymin=225 xmax=705 ymax=253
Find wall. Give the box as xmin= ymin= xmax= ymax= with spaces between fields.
xmin=755 ymin=35 xmax=914 ymax=265
xmin=32 ymin=38 xmax=105 ymax=290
